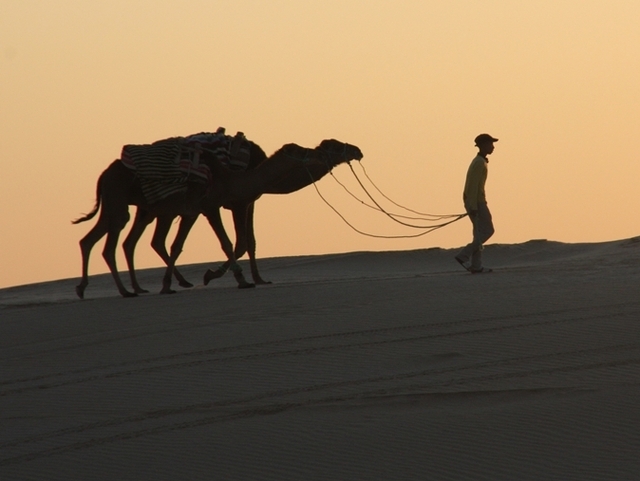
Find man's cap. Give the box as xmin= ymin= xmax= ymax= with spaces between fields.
xmin=474 ymin=133 xmax=499 ymax=146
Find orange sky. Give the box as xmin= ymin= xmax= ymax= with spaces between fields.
xmin=1 ymin=1 xmax=639 ymax=289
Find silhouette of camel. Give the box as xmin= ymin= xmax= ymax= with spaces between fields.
xmin=206 ymin=139 xmax=359 ymax=285
xmin=73 ymin=139 xmax=363 ymax=298
xmin=123 ymin=139 xmax=363 ymax=293
xmin=121 ymin=139 xmax=269 ymax=293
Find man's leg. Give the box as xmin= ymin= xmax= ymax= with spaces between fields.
xmin=469 ymin=203 xmax=495 ymax=270
xmin=456 ymin=215 xmax=481 ymax=269
xmin=456 ymin=203 xmax=494 ymax=270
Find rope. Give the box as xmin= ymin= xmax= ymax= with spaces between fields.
xmin=328 ymin=165 xmax=463 ymax=224
xmin=309 ymin=179 xmax=464 ymax=239
xmin=345 ymin=163 xmax=465 ymax=228
xmin=306 ymin=160 xmax=467 ymax=239
xmin=328 ymin=170 xmax=446 ymax=222
xmin=358 ymin=163 xmax=463 ymax=219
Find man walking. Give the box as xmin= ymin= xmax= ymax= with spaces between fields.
xmin=455 ymin=133 xmax=498 ymax=273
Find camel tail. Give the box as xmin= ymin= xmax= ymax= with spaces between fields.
xmin=72 ymin=173 xmax=103 ymax=224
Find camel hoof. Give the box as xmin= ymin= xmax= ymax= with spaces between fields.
xmin=134 ymin=288 xmax=150 ymax=294
xmin=178 ymin=280 xmax=194 ymax=288
xmin=160 ymin=288 xmax=177 ymax=295
xmin=75 ymin=285 xmax=86 ymax=299
xmin=203 ymin=268 xmax=225 ymax=286
xmin=238 ymin=282 xmax=256 ymax=289
xmin=254 ymin=279 xmax=272 ymax=285
xmin=121 ymin=291 xmax=138 ymax=298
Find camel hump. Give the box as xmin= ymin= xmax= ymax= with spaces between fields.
xmin=277 ymin=143 xmax=307 ymax=157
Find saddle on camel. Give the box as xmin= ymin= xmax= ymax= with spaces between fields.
xmin=120 ymin=129 xmax=253 ymax=206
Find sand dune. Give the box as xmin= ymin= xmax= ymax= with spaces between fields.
xmin=1 ymin=239 xmax=639 ymax=480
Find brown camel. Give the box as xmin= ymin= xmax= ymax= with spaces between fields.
xmin=124 ymin=138 xmax=364 ymax=293
xmin=203 ymin=138 xmax=364 ymax=285
xmin=73 ymin=139 xmax=363 ymax=298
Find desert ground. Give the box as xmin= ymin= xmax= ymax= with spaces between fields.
xmin=1 ymin=239 xmax=639 ymax=480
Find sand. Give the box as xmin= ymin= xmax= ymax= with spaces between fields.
xmin=1 ymin=239 xmax=639 ymax=480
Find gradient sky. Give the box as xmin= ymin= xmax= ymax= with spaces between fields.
xmin=1 ymin=1 xmax=639 ymax=289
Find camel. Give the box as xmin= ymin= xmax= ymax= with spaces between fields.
xmin=123 ymin=138 xmax=363 ymax=293
xmin=73 ymin=139 xmax=363 ymax=298
xmin=121 ymin=139 xmax=269 ymax=293
xmin=202 ymin=138 xmax=365 ymax=285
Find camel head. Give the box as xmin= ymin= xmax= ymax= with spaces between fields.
xmin=317 ymin=139 xmax=363 ymax=167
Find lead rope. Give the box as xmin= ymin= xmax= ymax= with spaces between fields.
xmin=354 ymin=163 xmax=464 ymax=219
xmin=305 ymin=152 xmax=467 ymax=239
xmin=345 ymin=163 xmax=466 ymax=229
xmin=308 ymin=173 xmax=465 ymax=239
xmin=328 ymin=167 xmax=461 ymax=223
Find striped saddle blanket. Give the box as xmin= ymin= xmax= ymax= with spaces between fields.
xmin=121 ymin=131 xmax=253 ymax=204
xmin=121 ymin=137 xmax=214 ymax=205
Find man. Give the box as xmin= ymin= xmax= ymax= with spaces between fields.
xmin=455 ymin=133 xmax=498 ymax=273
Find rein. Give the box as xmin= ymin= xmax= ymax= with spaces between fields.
xmin=344 ymin=163 xmax=466 ymax=228
xmin=305 ymin=154 xmax=467 ymax=239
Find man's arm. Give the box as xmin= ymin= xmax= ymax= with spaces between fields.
xmin=463 ymin=160 xmax=484 ymax=214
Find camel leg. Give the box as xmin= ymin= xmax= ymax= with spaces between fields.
xmin=160 ymin=215 xmax=198 ymax=294
xmin=152 ymin=214 xmax=196 ymax=289
xmin=76 ymin=220 xmax=109 ymax=299
xmin=203 ymin=259 xmax=230 ymax=284
xmin=245 ymin=202 xmax=271 ymax=284
xmin=123 ymin=207 xmax=155 ymax=294
xmin=204 ymin=205 xmax=248 ymax=285
xmin=102 ymin=212 xmax=137 ymax=298
xmin=202 ymin=209 xmax=254 ymax=289
xmin=203 ymin=203 xmax=270 ymax=285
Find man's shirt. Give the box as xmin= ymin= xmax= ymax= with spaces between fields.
xmin=463 ymin=154 xmax=488 ymax=211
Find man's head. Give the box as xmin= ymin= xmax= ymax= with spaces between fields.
xmin=474 ymin=133 xmax=498 ymax=156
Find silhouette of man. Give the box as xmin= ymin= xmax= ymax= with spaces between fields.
xmin=455 ymin=133 xmax=498 ymax=273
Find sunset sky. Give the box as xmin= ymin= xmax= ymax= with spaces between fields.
xmin=1 ymin=1 xmax=639 ymax=289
